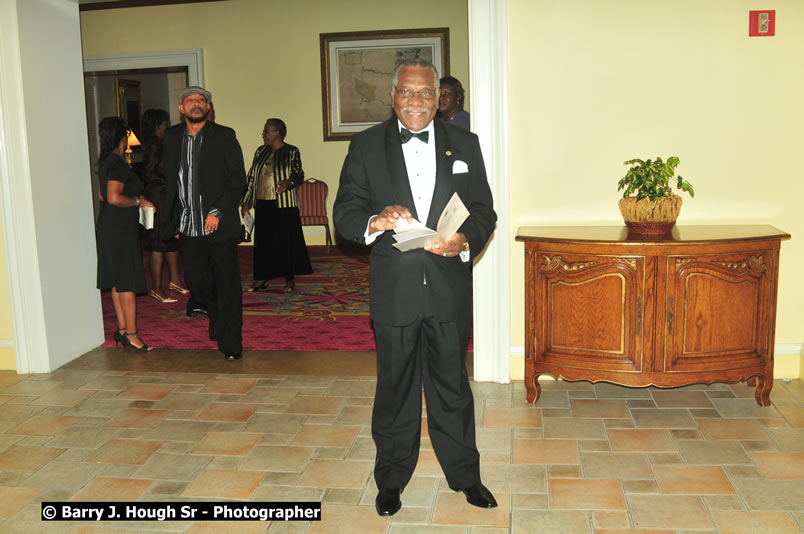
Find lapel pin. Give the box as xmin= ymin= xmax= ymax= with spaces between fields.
xmin=446 ymin=150 xmax=452 ymax=156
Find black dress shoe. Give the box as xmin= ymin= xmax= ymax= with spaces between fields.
xmin=224 ymin=352 xmax=242 ymax=361
xmin=186 ymin=305 xmax=208 ymax=317
xmin=449 ymin=482 xmax=497 ymax=508
xmin=375 ymin=488 xmax=401 ymax=516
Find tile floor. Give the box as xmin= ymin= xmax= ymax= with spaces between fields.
xmin=0 ymin=347 xmax=802 ymax=533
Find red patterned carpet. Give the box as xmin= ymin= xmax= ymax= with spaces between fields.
xmin=101 ymin=245 xmax=375 ymax=351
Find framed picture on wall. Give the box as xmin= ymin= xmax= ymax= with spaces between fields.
xmin=320 ymin=27 xmax=450 ymax=141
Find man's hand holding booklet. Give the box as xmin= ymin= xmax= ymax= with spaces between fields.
xmin=392 ymin=193 xmax=469 ymax=252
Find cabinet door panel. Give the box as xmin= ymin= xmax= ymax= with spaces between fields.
xmin=535 ymin=253 xmax=646 ymax=371
xmin=663 ymin=253 xmax=771 ymax=372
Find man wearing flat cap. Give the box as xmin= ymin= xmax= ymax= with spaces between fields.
xmin=161 ymin=86 xmax=247 ymax=361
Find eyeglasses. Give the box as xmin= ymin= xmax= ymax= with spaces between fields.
xmin=394 ymin=87 xmax=437 ymax=100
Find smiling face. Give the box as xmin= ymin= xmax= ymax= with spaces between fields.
xmin=391 ymin=66 xmax=438 ymax=132
xmin=178 ymin=93 xmax=210 ymax=124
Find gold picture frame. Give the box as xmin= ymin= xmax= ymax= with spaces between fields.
xmin=320 ymin=28 xmax=450 ymax=142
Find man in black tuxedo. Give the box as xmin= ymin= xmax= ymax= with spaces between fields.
xmin=333 ymin=59 xmax=497 ymax=516
xmin=161 ymin=86 xmax=246 ymax=361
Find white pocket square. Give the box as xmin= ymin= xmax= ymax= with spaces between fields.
xmin=452 ymin=160 xmax=469 ymax=173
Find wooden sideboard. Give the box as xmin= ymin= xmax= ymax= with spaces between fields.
xmin=515 ymin=225 xmax=790 ymax=406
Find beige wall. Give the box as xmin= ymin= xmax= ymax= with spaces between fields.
xmin=79 ymin=0 xmax=469 ymax=246
xmin=508 ymin=0 xmax=804 ymax=377
xmin=0 ymin=223 xmax=13 ymax=370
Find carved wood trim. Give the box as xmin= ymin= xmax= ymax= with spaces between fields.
xmin=541 ymin=255 xmax=596 ymax=272
xmin=715 ymin=255 xmax=766 ymax=272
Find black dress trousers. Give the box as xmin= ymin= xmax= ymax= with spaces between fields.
xmin=180 ymin=235 xmax=242 ymax=354
xmin=370 ymin=288 xmax=480 ymax=490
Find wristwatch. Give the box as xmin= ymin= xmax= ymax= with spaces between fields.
xmin=462 ymin=240 xmax=470 ymax=252
xmin=135 ymin=197 xmax=140 ymax=206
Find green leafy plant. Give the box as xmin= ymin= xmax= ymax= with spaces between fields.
xmin=617 ymin=156 xmax=695 ymax=205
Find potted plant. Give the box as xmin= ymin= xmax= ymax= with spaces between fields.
xmin=617 ymin=156 xmax=694 ymax=235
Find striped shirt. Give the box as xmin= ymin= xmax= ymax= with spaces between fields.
xmin=177 ymin=127 xmax=223 ymax=236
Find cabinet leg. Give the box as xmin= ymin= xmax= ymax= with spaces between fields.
xmin=753 ymin=375 xmax=772 ymax=407
xmin=526 ymin=375 xmax=542 ymax=404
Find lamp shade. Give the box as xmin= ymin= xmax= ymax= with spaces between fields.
xmin=126 ymin=130 xmax=141 ymax=150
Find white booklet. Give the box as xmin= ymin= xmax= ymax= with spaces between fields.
xmin=242 ymin=212 xmax=255 ymax=235
xmin=392 ymin=192 xmax=469 ymax=252
xmin=138 ymin=206 xmax=154 ymax=230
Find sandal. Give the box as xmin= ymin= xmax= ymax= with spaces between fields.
xmin=149 ymin=289 xmax=178 ymax=303
xmin=124 ymin=332 xmax=153 ymax=352
xmin=169 ymin=282 xmax=189 ymax=294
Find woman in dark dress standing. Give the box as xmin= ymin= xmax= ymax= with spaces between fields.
xmin=96 ymin=116 xmax=156 ymax=351
xmin=140 ymin=108 xmax=187 ymax=303
xmin=241 ymin=118 xmax=312 ymax=292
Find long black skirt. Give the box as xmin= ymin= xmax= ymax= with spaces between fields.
xmin=253 ymin=200 xmax=313 ymax=280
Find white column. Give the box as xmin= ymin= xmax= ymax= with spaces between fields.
xmin=468 ymin=0 xmax=511 ymax=383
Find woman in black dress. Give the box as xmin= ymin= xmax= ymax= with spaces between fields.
xmin=96 ymin=116 xmax=156 ymax=351
xmin=241 ymin=118 xmax=312 ymax=292
xmin=140 ymin=108 xmax=187 ymax=303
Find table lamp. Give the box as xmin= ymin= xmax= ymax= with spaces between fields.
xmin=125 ymin=129 xmax=140 ymax=166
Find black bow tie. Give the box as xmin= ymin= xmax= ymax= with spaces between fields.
xmin=399 ymin=128 xmax=429 ymax=144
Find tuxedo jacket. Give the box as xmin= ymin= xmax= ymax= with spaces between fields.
xmin=333 ymin=118 xmax=496 ymax=326
xmin=161 ymin=121 xmax=246 ymax=243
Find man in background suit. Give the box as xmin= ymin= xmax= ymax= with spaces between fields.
xmin=161 ymin=86 xmax=246 ymax=361
xmin=333 ymin=59 xmax=497 ymax=516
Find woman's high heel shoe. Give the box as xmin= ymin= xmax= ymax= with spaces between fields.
xmin=124 ymin=332 xmax=153 ymax=352
xmin=246 ymin=280 xmax=269 ymax=292
xmin=113 ymin=329 xmax=129 ymax=349
xmin=284 ymin=278 xmax=295 ymax=292
xmin=168 ymin=282 xmax=189 ymax=294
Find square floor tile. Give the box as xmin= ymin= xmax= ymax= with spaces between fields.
xmin=0 ymin=445 xmax=65 ymax=471
xmin=513 ymin=439 xmax=578 ymax=465
xmin=296 ymin=459 xmax=371 ymax=489
xmin=70 ymin=476 xmax=154 ymax=501
xmin=189 ymin=431 xmax=262 ymax=456
xmin=653 ymin=465 xmax=735 ymax=494
xmin=628 ymin=495 xmax=713 ymax=529
xmin=116 ymin=383 xmax=178 ymax=401
xmin=607 ymin=429 xmax=676 ymax=452
xmin=183 ymin=469 xmax=264 ymax=499
xmin=750 ymin=452 xmax=804 ymax=479
xmin=570 ymin=399 xmax=630 ymax=418
xmin=291 ymin=425 xmax=359 ymax=448
xmin=103 ymin=408 xmax=171 ymax=428
xmin=7 ymin=415 xmax=81 ymax=436
xmin=550 ymin=479 xmax=625 ymax=510
xmin=199 ymin=378 xmax=258 ymax=395
xmin=86 ymin=439 xmax=163 ymax=465
xmin=483 ymin=407 xmax=542 ymax=428
xmin=432 ymin=491 xmax=510 ymax=527
xmin=711 ymin=511 xmax=801 ymax=533
xmin=195 ymin=402 xmax=259 ymax=422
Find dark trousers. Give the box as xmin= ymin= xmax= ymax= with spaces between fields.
xmin=180 ymin=235 xmax=242 ymax=353
xmin=371 ymin=290 xmax=479 ymax=490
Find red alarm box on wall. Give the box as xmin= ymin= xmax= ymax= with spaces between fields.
xmin=749 ymin=10 xmax=775 ymax=37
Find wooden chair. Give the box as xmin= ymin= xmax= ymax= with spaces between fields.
xmin=297 ymin=178 xmax=333 ymax=250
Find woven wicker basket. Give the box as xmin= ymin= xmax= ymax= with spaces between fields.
xmin=618 ymin=196 xmax=682 ymax=235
